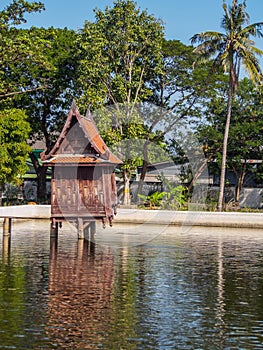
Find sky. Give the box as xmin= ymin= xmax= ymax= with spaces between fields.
xmin=1 ymin=0 xmax=263 ymax=49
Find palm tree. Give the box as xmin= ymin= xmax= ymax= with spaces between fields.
xmin=191 ymin=0 xmax=263 ymax=211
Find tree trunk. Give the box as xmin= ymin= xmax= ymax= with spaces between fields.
xmin=30 ymin=152 xmax=47 ymax=203
xmin=217 ymin=81 xmax=234 ymax=211
xmin=235 ymin=169 xmax=246 ymax=202
xmin=123 ymin=170 xmax=131 ymax=206
xmin=37 ymin=166 xmax=47 ymax=203
xmin=188 ymin=158 xmax=209 ymax=193
xmin=0 ymin=185 xmax=2 ymax=206
xmin=136 ymin=141 xmax=150 ymax=200
xmin=137 ymin=159 xmax=148 ymax=199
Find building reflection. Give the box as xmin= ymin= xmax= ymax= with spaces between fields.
xmin=2 ymin=235 xmax=11 ymax=264
xmin=46 ymin=237 xmax=115 ymax=349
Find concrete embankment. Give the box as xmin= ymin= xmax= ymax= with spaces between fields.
xmin=0 ymin=205 xmax=263 ymax=229
xmin=0 ymin=205 xmax=51 ymax=219
xmin=115 ymin=208 xmax=263 ymax=229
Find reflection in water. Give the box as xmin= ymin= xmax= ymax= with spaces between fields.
xmin=2 ymin=235 xmax=11 ymax=264
xmin=215 ymin=237 xmax=226 ymax=342
xmin=47 ymin=238 xmax=114 ymax=349
xmin=1 ymin=222 xmax=263 ymax=349
xmin=0 ymin=221 xmax=50 ymax=349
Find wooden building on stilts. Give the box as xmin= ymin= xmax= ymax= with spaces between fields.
xmin=41 ymin=101 xmax=122 ymax=239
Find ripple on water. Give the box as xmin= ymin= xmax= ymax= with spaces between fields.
xmin=0 ymin=220 xmax=263 ymax=349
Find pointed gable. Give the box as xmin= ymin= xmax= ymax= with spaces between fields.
xmin=41 ymin=101 xmax=122 ymax=166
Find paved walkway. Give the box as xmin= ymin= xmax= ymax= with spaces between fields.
xmin=0 ymin=205 xmax=263 ymax=229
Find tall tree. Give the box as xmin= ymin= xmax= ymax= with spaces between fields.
xmin=1 ymin=13 xmax=79 ymax=200
xmin=198 ymin=78 xmax=263 ymax=203
xmin=0 ymin=1 xmax=45 ymax=202
xmin=0 ymin=109 xmax=31 ymax=204
xmin=136 ymin=39 xmax=220 ymax=198
xmin=0 ymin=0 xmax=44 ymax=27
xmin=15 ymin=27 xmax=79 ymax=201
xmin=0 ymin=0 xmax=46 ymax=100
xmin=78 ymin=0 xmax=164 ymax=205
xmin=191 ymin=0 xmax=263 ymax=211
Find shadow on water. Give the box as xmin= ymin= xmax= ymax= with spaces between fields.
xmin=1 ymin=221 xmax=263 ymax=349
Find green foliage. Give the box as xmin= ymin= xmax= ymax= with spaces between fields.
xmin=138 ymin=173 xmax=188 ymax=211
xmin=191 ymin=0 xmax=263 ymax=85
xmin=2 ymin=184 xmax=23 ymax=205
xmin=191 ymin=0 xmax=263 ymax=210
xmin=255 ymin=163 xmax=263 ymax=185
xmin=150 ymin=39 xmax=212 ymax=111
xmin=138 ymin=191 xmax=166 ymax=209
xmin=0 ymin=2 xmax=78 ymax=200
xmin=199 ymin=78 xmax=263 ymax=165
xmin=77 ymin=1 xmax=165 ymax=205
xmin=161 ymin=182 xmax=188 ymax=210
xmin=14 ymin=27 xmax=79 ymax=147
xmin=0 ymin=108 xmax=31 ymax=186
xmin=163 ymin=186 xmax=187 ymax=210
xmin=198 ymin=78 xmax=263 ymax=199
xmin=78 ymin=0 xmax=164 ymax=109
xmin=93 ymin=103 xmax=169 ymax=185
xmin=0 ymin=0 xmax=44 ymax=28
xmin=138 ymin=184 xmax=188 ymax=211
xmin=143 ymin=40 xmax=224 ymax=190
xmin=0 ymin=1 xmax=47 ymax=101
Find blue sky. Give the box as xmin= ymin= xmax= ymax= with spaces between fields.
xmin=1 ymin=0 xmax=263 ymax=48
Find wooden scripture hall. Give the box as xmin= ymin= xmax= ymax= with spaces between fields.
xmin=41 ymin=101 xmax=122 ymax=239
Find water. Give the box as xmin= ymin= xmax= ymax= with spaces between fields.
xmin=1 ymin=220 xmax=263 ymax=349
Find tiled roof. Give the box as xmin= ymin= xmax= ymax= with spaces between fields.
xmin=42 ymin=155 xmax=118 ymax=165
xmin=79 ymin=117 xmax=107 ymax=154
xmin=40 ymin=101 xmax=122 ymax=165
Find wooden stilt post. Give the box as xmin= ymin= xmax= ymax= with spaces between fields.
xmin=2 ymin=234 xmax=11 ymax=262
xmin=77 ymin=218 xmax=84 ymax=239
xmin=84 ymin=222 xmax=90 ymax=241
xmin=90 ymin=221 xmax=96 ymax=241
xmin=83 ymin=220 xmax=96 ymax=241
xmin=89 ymin=239 xmax=96 ymax=255
xmin=3 ymin=218 xmax=11 ymax=236
xmin=77 ymin=239 xmax=84 ymax=260
xmin=50 ymin=234 xmax=58 ymax=260
xmin=50 ymin=220 xmax=58 ymax=238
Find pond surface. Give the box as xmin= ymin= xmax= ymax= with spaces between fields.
xmin=1 ymin=220 xmax=263 ymax=349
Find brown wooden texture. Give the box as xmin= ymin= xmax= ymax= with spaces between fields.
xmin=43 ymin=102 xmax=122 ymax=227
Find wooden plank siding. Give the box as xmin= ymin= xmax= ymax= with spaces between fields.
xmin=41 ymin=102 xmax=122 ymax=228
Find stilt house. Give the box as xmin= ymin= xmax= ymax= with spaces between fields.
xmin=41 ymin=101 xmax=122 ymax=234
